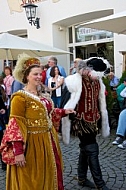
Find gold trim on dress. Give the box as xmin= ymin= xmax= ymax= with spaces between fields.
xmin=48 ymin=132 xmax=58 ymax=190
xmin=27 ymin=129 xmax=51 ymax=134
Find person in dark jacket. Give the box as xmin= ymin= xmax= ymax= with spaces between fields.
xmin=0 ymin=86 xmax=6 ymax=170
xmin=11 ymin=80 xmax=24 ymax=94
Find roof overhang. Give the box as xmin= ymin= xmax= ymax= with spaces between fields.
xmin=53 ymin=9 xmax=113 ymax=27
xmin=119 ymin=51 xmax=126 ymax=55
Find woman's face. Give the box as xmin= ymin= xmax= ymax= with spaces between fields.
xmin=4 ymin=68 xmax=10 ymax=76
xmin=54 ymin=67 xmax=59 ymax=75
xmin=27 ymin=67 xmax=42 ymax=86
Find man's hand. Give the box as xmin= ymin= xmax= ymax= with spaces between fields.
xmin=65 ymin=109 xmax=76 ymax=115
xmin=88 ymin=70 xmax=99 ymax=81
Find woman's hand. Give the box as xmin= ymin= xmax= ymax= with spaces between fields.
xmin=50 ymin=87 xmax=57 ymax=91
xmin=65 ymin=109 xmax=76 ymax=115
xmin=15 ymin=154 xmax=26 ymax=167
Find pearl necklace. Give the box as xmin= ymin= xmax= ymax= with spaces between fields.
xmin=24 ymin=87 xmax=38 ymax=96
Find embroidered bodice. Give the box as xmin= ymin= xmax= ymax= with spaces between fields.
xmin=40 ymin=97 xmax=52 ymax=114
xmin=77 ymin=77 xmax=100 ymax=123
xmin=10 ymin=90 xmax=53 ymax=130
xmin=10 ymin=90 xmax=65 ymax=132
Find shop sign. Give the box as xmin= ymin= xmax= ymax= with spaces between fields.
xmin=7 ymin=0 xmax=59 ymax=13
xmin=21 ymin=0 xmax=45 ymax=6
xmin=75 ymin=27 xmax=113 ymax=42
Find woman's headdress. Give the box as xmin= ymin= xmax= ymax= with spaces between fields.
xmin=13 ymin=53 xmax=40 ymax=84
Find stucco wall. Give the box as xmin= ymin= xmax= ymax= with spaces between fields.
xmin=0 ymin=0 xmax=126 ymax=76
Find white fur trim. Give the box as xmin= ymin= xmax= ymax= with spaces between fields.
xmin=98 ymin=78 xmax=110 ymax=137
xmin=64 ymin=73 xmax=82 ymax=109
xmin=62 ymin=73 xmax=82 ymax=144
xmin=62 ymin=116 xmax=71 ymax=145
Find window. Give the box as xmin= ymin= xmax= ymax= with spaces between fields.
xmin=75 ymin=26 xmax=113 ymax=43
xmin=69 ymin=27 xmax=73 ymax=43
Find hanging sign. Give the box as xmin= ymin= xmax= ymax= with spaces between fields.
xmin=7 ymin=0 xmax=60 ymax=13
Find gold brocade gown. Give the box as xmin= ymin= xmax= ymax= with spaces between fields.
xmin=5 ymin=90 xmax=64 ymax=190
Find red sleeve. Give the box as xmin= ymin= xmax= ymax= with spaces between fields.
xmin=41 ymin=71 xmax=46 ymax=84
xmin=0 ymin=118 xmax=25 ymax=165
xmin=51 ymin=108 xmax=66 ymax=131
xmin=13 ymin=141 xmax=24 ymax=156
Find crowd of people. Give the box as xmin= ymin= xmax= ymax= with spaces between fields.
xmin=0 ymin=53 xmax=125 ymax=190
xmin=106 ymin=71 xmax=126 ymax=150
xmin=0 ymin=53 xmax=75 ymax=190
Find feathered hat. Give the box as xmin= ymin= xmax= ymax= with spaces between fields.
xmin=80 ymin=57 xmax=111 ymax=78
xmin=13 ymin=53 xmax=40 ymax=84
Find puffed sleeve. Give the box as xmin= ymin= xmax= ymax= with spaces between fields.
xmin=10 ymin=94 xmax=27 ymax=142
xmin=0 ymin=117 xmax=25 ymax=165
xmin=0 ymin=94 xmax=27 ymax=165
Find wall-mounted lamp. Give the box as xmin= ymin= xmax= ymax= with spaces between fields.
xmin=58 ymin=26 xmax=63 ymax=31
xmin=23 ymin=3 xmax=40 ymax=29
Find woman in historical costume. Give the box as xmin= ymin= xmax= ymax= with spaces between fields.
xmin=0 ymin=53 xmax=75 ymax=190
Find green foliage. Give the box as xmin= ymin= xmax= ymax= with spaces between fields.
xmin=0 ymin=71 xmax=5 ymax=78
xmin=118 ymin=70 xmax=126 ymax=85
xmin=102 ymin=77 xmax=114 ymax=114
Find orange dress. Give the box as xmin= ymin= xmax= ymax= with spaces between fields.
xmin=0 ymin=90 xmax=65 ymax=190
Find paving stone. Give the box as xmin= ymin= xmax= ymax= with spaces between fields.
xmin=1 ymin=129 xmax=126 ymax=190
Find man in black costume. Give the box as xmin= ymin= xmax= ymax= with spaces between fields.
xmin=61 ymin=58 xmax=110 ymax=190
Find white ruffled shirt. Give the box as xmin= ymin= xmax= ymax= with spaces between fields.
xmin=48 ymin=76 xmax=64 ymax=97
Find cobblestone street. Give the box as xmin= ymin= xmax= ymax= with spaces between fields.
xmin=0 ymin=129 xmax=126 ymax=190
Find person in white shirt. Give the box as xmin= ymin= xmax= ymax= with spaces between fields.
xmin=48 ymin=66 xmax=64 ymax=108
xmin=69 ymin=58 xmax=82 ymax=75
xmin=45 ymin=56 xmax=66 ymax=86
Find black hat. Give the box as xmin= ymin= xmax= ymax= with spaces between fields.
xmin=86 ymin=58 xmax=107 ymax=72
xmin=123 ymin=78 xmax=126 ymax=82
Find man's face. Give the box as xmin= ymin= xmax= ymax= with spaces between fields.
xmin=79 ymin=68 xmax=98 ymax=81
xmin=124 ymin=81 xmax=126 ymax=86
xmin=108 ymin=74 xmax=113 ymax=80
xmin=73 ymin=61 xmax=78 ymax=68
xmin=79 ymin=68 xmax=91 ymax=76
xmin=48 ymin=59 xmax=55 ymax=67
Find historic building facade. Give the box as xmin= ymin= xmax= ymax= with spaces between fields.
xmin=0 ymin=0 xmax=126 ymax=77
